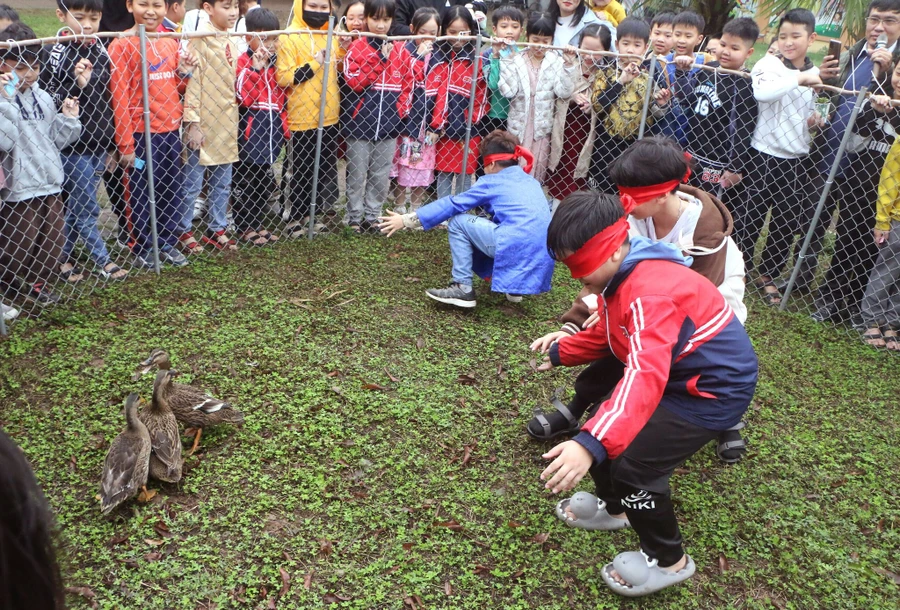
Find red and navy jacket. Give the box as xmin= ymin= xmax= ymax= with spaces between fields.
xmin=402 ymin=41 xmax=436 ymax=139
xmin=342 ymin=37 xmax=417 ymax=141
xmin=236 ymin=51 xmax=289 ymax=165
xmin=549 ymin=238 xmax=758 ymax=463
xmin=425 ymin=44 xmax=488 ymax=140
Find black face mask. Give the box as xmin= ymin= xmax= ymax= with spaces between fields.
xmin=303 ymin=10 xmax=330 ymax=29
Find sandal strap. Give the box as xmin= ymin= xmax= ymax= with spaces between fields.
xmin=719 ymin=439 xmax=747 ymax=451
xmin=532 ymin=411 xmax=552 ymax=437
xmin=549 ymin=397 xmax=580 ymax=428
xmin=726 ymin=421 xmax=745 ymax=432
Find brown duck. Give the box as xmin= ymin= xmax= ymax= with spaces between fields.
xmin=134 ymin=349 xmax=245 ymax=453
xmin=139 ymin=370 xmax=183 ymax=483
xmin=100 ymin=393 xmax=152 ymax=515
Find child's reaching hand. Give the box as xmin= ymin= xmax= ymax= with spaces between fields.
xmin=562 ymin=45 xmax=578 ymax=67
xmin=530 ymin=330 xmax=568 ymax=354
xmin=184 ymin=123 xmax=204 ymax=150
xmin=796 ymin=71 xmax=822 ymax=87
xmin=314 ymin=49 xmax=326 ymax=65
xmin=61 ymin=97 xmax=79 ymax=118
xmin=875 ymin=227 xmax=890 ymax=246
xmin=251 ymin=46 xmax=271 ymax=70
xmin=573 ymin=92 xmax=592 ymax=113
xmin=541 ymin=440 xmax=594 ymax=494
xmin=491 ymin=38 xmax=509 ymax=58
xmin=417 ymin=38 xmax=434 ymax=56
xmin=74 ymin=58 xmax=93 ymax=88
xmin=721 ymin=170 xmax=743 ymax=189
xmin=381 ymin=41 xmax=392 ymax=60
xmin=871 ymin=94 xmax=893 ymax=114
xmin=654 ymin=87 xmax=672 ymax=107
xmin=377 ymin=210 xmax=406 ymax=237
xmin=674 ymin=55 xmax=694 ymax=71
xmin=178 ymin=49 xmax=198 ymax=76
xmin=617 ymin=62 xmax=640 ymax=85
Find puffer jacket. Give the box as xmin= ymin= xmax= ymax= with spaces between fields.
xmin=342 ymin=36 xmax=418 ymax=141
xmin=549 ymin=68 xmax=598 ymax=178
xmin=499 ymin=51 xmax=575 ymax=142
xmin=426 ymin=44 xmax=488 ymax=140
xmin=0 ymin=87 xmax=81 ymax=202
xmin=276 ymin=15 xmax=344 ymax=131
xmin=236 ymin=51 xmax=289 ymax=165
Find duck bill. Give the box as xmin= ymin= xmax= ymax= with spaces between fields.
xmin=132 ymin=364 xmax=153 ymax=381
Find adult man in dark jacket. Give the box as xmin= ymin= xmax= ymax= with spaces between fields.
xmin=389 ymin=0 xmax=486 ymax=35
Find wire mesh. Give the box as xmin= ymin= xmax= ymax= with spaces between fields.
xmin=0 ymin=22 xmax=897 ymax=354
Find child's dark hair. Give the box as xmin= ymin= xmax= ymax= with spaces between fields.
xmin=339 ymin=0 xmax=363 ymax=21
xmin=164 ymin=0 xmax=185 ymax=7
xmin=609 ymin=137 xmax=689 ymax=194
xmin=616 ymin=17 xmax=650 ymax=43
xmin=0 ymin=22 xmax=40 ymax=64
xmin=868 ymin=0 xmax=900 ymax=16
xmin=245 ymin=7 xmax=279 ymax=31
xmin=491 ymin=5 xmax=524 ymax=28
xmin=779 ymin=8 xmax=816 ymax=36
xmin=526 ymin=11 xmax=556 ymax=38
xmin=56 ymin=0 xmax=103 ymax=13
xmin=0 ymin=4 xmax=18 ymax=23
xmin=578 ymin=23 xmax=611 ymax=51
xmin=673 ymin=10 xmax=705 ymax=34
xmin=440 ymin=5 xmax=478 ymax=48
xmin=364 ymin=0 xmax=395 ymax=20
xmin=722 ymin=17 xmax=759 ymax=47
xmin=410 ymin=6 xmax=439 ymax=33
xmin=650 ymin=11 xmax=674 ymax=28
xmin=549 ymin=0 xmax=587 ymax=29
xmin=0 ymin=429 xmax=65 ymax=610
xmin=548 ymin=191 xmax=626 ymax=259
xmin=480 ymin=130 xmax=520 ymax=168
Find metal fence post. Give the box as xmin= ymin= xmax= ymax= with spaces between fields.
xmin=637 ymin=55 xmax=657 ymax=140
xmin=138 ymin=25 xmax=161 ymax=274
xmin=308 ymin=17 xmax=336 ymax=239
xmin=780 ymin=86 xmax=869 ymax=309
xmin=458 ymin=32 xmax=483 ymax=187
xmin=0 ymin=309 xmax=7 ymax=336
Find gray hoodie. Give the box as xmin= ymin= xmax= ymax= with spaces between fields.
xmin=0 ymin=84 xmax=81 ymax=203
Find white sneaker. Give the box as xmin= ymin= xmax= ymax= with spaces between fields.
xmin=505 ymin=293 xmax=523 ymax=303
xmin=192 ymin=197 xmax=207 ymax=220
xmin=1 ymin=302 xmax=19 ymax=321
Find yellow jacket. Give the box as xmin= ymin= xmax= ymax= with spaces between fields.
xmin=876 ymin=137 xmax=900 ymax=231
xmin=276 ymin=16 xmax=342 ymax=132
xmin=588 ymin=0 xmax=626 ymax=27
xmin=184 ymin=22 xmax=240 ymax=166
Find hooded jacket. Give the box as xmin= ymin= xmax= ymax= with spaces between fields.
xmin=0 ymin=87 xmax=81 ymax=203
xmin=415 ymin=165 xmax=554 ymax=294
xmin=426 ymin=44 xmax=488 ymax=140
xmin=342 ymin=37 xmax=419 ymax=141
xmin=276 ymin=15 xmax=343 ymax=131
xmin=40 ymin=38 xmax=115 ymax=155
xmin=184 ymin=22 xmax=240 ymax=166
xmin=549 ymin=238 xmax=758 ymax=463
xmin=549 ymin=67 xmax=599 ymax=179
xmin=750 ymin=53 xmax=819 ymax=159
xmin=560 ymin=185 xmax=746 ymax=333
xmin=236 ymin=51 xmax=290 ymax=165
xmin=403 ymin=41 xmax=436 ymax=138
xmin=499 ymin=50 xmax=575 ymax=142
xmin=685 ymin=62 xmax=757 ymax=175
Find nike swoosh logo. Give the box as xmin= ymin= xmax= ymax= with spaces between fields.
xmin=148 ymin=58 xmax=166 ymax=72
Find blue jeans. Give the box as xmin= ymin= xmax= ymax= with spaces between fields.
xmin=184 ymin=150 xmax=232 ymax=233
xmin=448 ymin=213 xmax=496 ymax=286
xmin=61 ymin=152 xmax=111 ymax=267
xmin=130 ymin=131 xmax=182 ymax=258
xmin=436 ymin=172 xmax=472 ymax=200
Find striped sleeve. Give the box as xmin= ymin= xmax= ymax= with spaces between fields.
xmin=574 ymin=295 xmax=684 ymax=461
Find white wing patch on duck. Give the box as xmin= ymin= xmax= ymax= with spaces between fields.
xmin=192 ymin=397 xmax=227 ymax=413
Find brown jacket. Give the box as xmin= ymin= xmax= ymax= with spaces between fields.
xmin=559 ymin=185 xmax=734 ymax=334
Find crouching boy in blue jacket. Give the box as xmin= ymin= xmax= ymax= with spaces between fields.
xmin=537 ymin=190 xmax=758 ymax=597
xmin=378 ymin=130 xmax=555 ymax=308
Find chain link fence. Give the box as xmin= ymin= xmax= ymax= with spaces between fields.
xmin=1 ymin=23 xmax=898 ymax=352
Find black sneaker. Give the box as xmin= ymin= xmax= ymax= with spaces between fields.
xmin=425 ymin=282 xmax=477 ymax=308
xmin=28 ymin=282 xmax=60 ymax=306
xmin=160 ymin=246 xmax=189 ymax=268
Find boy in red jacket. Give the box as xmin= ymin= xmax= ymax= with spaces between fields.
xmin=537 ymin=191 xmax=758 ymax=597
xmin=233 ymin=8 xmax=287 ymax=245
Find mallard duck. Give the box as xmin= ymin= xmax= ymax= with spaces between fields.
xmin=100 ymin=393 xmax=152 ymax=515
xmin=134 ymin=349 xmax=245 ymax=453
xmin=138 ymin=370 xmax=183 ymax=483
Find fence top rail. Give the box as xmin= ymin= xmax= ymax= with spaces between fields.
xmin=2 ymin=29 xmax=896 ymax=105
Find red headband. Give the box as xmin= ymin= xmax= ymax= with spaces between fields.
xmin=617 ymin=152 xmax=693 ymax=205
xmin=483 ymin=145 xmax=535 ymax=174
xmin=560 ymin=194 xmax=637 ymax=278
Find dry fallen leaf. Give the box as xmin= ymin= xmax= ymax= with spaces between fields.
xmin=384 ymin=367 xmax=400 ymax=382
xmin=279 ymin=567 xmax=291 ymax=597
xmin=434 ymin=520 xmax=464 ymax=531
xmin=874 ymin=567 xmax=900 ymax=585
xmin=444 ymin=580 xmax=452 ymax=596
xmin=318 ymin=539 xmax=333 ymax=556
xmin=144 ymin=538 xmax=165 ymax=547
xmin=323 ymin=593 xmax=351 ymax=604
xmin=530 ymin=533 xmax=550 ymax=544
xmin=65 ymin=586 xmax=98 ymax=609
xmin=303 ymin=571 xmax=313 ymax=590
xmin=456 ymin=373 xmax=477 ymax=385
xmin=507 ymin=520 xmax=525 ymax=528
xmin=143 ymin=552 xmax=162 ymax=561
xmin=462 ymin=446 xmax=472 ymax=467
xmin=416 ymin=337 xmax=425 ymax=349
xmin=718 ymin=553 xmax=729 ymax=574
xmin=402 ymin=542 xmax=415 ymax=551
xmin=361 ymin=382 xmax=388 ymax=391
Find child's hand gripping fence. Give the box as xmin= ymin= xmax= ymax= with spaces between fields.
xmin=0 ymin=25 xmax=898 ymax=353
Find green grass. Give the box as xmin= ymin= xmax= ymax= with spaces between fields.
xmin=19 ymin=9 xmax=62 ymax=39
xmin=1 ymin=233 xmax=899 ymax=609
